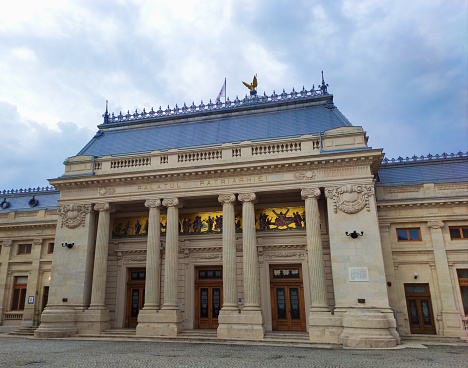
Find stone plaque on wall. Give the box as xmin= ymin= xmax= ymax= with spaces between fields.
xmin=348 ymin=267 xmax=369 ymax=282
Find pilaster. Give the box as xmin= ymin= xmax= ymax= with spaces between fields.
xmin=427 ymin=220 xmax=463 ymax=337
xmin=0 ymin=240 xmax=12 ymax=327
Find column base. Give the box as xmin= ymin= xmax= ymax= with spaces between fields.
xmin=136 ymin=309 xmax=183 ymax=337
xmin=308 ymin=309 xmax=343 ymax=344
xmin=217 ymin=309 xmax=264 ymax=339
xmin=339 ymin=308 xmax=399 ymax=348
xmin=34 ymin=306 xmax=78 ymax=338
xmin=76 ymin=308 xmax=110 ymax=335
xmin=439 ymin=310 xmax=464 ymax=337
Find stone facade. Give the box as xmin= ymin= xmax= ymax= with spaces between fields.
xmin=1 ymin=89 xmax=467 ymax=346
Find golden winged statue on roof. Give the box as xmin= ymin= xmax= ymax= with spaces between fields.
xmin=242 ymin=74 xmax=258 ymax=91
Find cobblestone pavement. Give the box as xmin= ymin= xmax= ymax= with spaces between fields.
xmin=0 ymin=336 xmax=466 ymax=368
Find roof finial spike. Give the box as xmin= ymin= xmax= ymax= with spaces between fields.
xmin=320 ymin=70 xmax=328 ymax=95
xmin=103 ymin=99 xmax=110 ymax=124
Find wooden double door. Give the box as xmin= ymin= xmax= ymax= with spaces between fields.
xmin=405 ymin=283 xmax=436 ymax=334
xmin=125 ymin=269 xmax=146 ymax=328
xmin=270 ymin=265 xmax=306 ymax=331
xmin=195 ymin=267 xmax=223 ymax=329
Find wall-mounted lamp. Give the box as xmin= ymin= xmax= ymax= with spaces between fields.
xmin=346 ymin=231 xmax=364 ymax=239
xmin=413 ymin=272 xmax=418 ymax=280
xmin=61 ymin=242 xmax=74 ymax=249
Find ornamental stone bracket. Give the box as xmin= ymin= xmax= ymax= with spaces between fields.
xmin=325 ymin=184 xmax=374 ymax=214
xmin=57 ymin=204 xmax=92 ymax=228
xmin=427 ymin=220 xmax=444 ymax=229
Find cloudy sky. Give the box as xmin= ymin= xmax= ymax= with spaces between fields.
xmin=1 ymin=0 xmax=466 ymax=191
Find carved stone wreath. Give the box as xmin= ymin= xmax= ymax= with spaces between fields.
xmin=325 ymin=184 xmax=374 ymax=214
xmin=58 ymin=204 xmax=92 ymax=228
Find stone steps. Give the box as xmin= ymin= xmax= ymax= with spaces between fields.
xmin=401 ymin=335 xmax=468 ymax=345
xmin=9 ymin=326 xmax=38 ymax=336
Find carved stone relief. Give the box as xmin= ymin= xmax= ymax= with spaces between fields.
xmin=427 ymin=220 xmax=444 ymax=229
xmin=325 ymin=184 xmax=374 ymax=214
xmin=58 ymin=204 xmax=92 ymax=228
xmin=98 ymin=187 xmax=116 ymax=196
xmin=294 ymin=170 xmax=316 ymax=180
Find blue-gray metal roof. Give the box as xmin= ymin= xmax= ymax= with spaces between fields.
xmin=377 ymin=155 xmax=468 ymax=185
xmin=0 ymin=189 xmax=59 ymax=212
xmin=78 ymin=94 xmax=352 ymax=157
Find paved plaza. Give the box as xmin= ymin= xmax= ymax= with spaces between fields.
xmin=0 ymin=336 xmax=466 ymax=368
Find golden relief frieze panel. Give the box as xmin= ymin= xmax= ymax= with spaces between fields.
xmin=111 ymin=205 xmax=306 ymax=239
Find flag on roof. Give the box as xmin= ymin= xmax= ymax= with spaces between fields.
xmin=216 ymin=78 xmax=226 ymax=103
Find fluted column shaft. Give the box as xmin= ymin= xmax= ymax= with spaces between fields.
xmin=302 ymin=188 xmax=328 ymax=310
xmin=143 ymin=199 xmax=162 ymax=310
xmin=90 ymin=203 xmax=115 ymax=308
xmin=162 ymin=198 xmax=181 ymax=309
xmin=238 ymin=193 xmax=260 ymax=310
xmin=219 ymin=194 xmax=238 ymax=310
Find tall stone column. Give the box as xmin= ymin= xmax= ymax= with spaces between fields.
xmin=301 ymin=188 xmax=340 ymax=343
xmin=137 ymin=199 xmax=164 ymax=336
xmin=427 ymin=220 xmax=463 ymax=337
xmin=0 ymin=240 xmax=12 ymax=327
xmin=143 ymin=199 xmax=162 ymax=310
xmin=301 ymin=188 xmax=328 ymax=311
xmin=85 ymin=202 xmax=115 ymax=333
xmin=235 ymin=192 xmax=264 ymax=339
xmin=141 ymin=197 xmax=183 ymax=336
xmin=89 ymin=203 xmax=115 ymax=309
xmin=217 ymin=194 xmax=240 ymax=338
xmin=21 ymin=238 xmax=43 ymax=327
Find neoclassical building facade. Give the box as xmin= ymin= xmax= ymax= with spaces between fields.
xmin=1 ymin=81 xmax=467 ymax=347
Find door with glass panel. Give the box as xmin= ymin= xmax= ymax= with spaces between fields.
xmin=125 ymin=269 xmax=146 ymax=328
xmin=404 ymin=283 xmax=436 ymax=334
xmin=270 ymin=265 xmax=306 ymax=331
xmin=195 ymin=267 xmax=223 ymax=329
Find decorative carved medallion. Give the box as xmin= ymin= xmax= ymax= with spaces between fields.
xmin=58 ymin=204 xmax=92 ymax=228
xmin=294 ymin=170 xmax=316 ymax=180
xmin=218 ymin=193 xmax=236 ymax=205
xmin=427 ymin=220 xmax=444 ymax=229
xmin=2 ymin=240 xmax=12 ymax=247
xmin=325 ymin=184 xmax=374 ymax=214
xmin=98 ymin=187 xmax=116 ymax=196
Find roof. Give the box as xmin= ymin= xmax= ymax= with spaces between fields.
xmin=78 ymin=89 xmax=353 ymax=158
xmin=0 ymin=187 xmax=59 ymax=212
xmin=377 ymin=153 xmax=468 ymax=185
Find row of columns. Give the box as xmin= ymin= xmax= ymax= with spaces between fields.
xmin=87 ymin=187 xmax=329 ymax=334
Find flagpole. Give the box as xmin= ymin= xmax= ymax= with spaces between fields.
xmin=224 ymin=77 xmax=227 ymax=103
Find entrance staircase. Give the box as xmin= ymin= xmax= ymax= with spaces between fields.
xmin=76 ymin=329 xmax=319 ymax=347
xmin=9 ymin=326 xmax=38 ymax=336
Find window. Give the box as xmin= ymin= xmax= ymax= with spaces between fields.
xmin=397 ymin=228 xmax=421 ymax=241
xmin=11 ymin=276 xmax=28 ymax=311
xmin=47 ymin=243 xmax=54 ymax=254
xmin=449 ymin=226 xmax=468 ymax=240
xmin=457 ymin=269 xmax=468 ymax=316
xmin=17 ymin=244 xmax=32 ymax=254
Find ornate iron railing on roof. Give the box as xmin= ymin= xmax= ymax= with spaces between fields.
xmin=382 ymin=151 xmax=467 ymax=165
xmin=102 ymin=84 xmax=331 ymax=125
xmin=1 ymin=186 xmax=57 ymax=195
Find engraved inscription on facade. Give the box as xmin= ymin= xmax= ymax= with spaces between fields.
xmin=348 ymin=267 xmax=369 ymax=282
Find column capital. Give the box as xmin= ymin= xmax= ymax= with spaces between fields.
xmin=162 ymin=198 xmax=183 ymax=208
xmin=301 ymin=187 xmax=321 ymax=200
xmin=94 ymin=203 xmax=116 ymax=213
xmin=145 ymin=199 xmax=162 ymax=208
xmin=33 ymin=238 xmax=43 ymax=246
xmin=427 ymin=220 xmax=444 ymax=229
xmin=218 ymin=194 xmax=236 ymax=205
xmin=238 ymin=192 xmax=256 ymax=203
xmin=1 ymin=240 xmax=12 ymax=247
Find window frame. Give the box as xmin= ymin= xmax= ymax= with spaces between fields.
xmin=17 ymin=243 xmax=32 ymax=255
xmin=396 ymin=227 xmax=422 ymax=242
xmin=457 ymin=269 xmax=468 ymax=316
xmin=449 ymin=226 xmax=468 ymax=240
